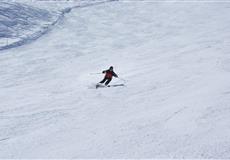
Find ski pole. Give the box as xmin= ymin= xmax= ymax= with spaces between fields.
xmin=90 ymin=73 xmax=102 ymax=75
xmin=118 ymin=77 xmax=126 ymax=82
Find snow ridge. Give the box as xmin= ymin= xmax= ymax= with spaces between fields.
xmin=0 ymin=2 xmax=60 ymax=51
xmin=0 ymin=0 xmax=117 ymax=51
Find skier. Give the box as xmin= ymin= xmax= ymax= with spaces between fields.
xmin=99 ymin=66 xmax=118 ymax=86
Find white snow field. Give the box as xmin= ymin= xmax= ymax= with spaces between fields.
xmin=1 ymin=0 xmax=230 ymax=158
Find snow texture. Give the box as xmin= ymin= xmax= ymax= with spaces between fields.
xmin=0 ymin=0 xmax=230 ymax=158
xmin=0 ymin=2 xmax=60 ymax=50
xmin=0 ymin=0 xmax=113 ymax=50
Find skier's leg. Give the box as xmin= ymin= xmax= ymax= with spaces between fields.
xmin=105 ymin=78 xmax=112 ymax=86
xmin=100 ymin=77 xmax=107 ymax=84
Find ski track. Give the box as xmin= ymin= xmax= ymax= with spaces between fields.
xmin=0 ymin=0 xmax=230 ymax=158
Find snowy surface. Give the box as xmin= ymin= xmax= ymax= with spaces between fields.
xmin=0 ymin=2 xmax=61 ymax=50
xmin=1 ymin=0 xmax=230 ymax=158
xmin=0 ymin=0 xmax=111 ymax=50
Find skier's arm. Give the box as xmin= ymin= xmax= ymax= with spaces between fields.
xmin=102 ymin=70 xmax=107 ymax=74
xmin=113 ymin=72 xmax=118 ymax=78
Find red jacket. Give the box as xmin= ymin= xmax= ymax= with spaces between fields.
xmin=103 ymin=70 xmax=118 ymax=79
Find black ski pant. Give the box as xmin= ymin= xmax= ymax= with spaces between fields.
xmin=100 ymin=77 xmax=112 ymax=85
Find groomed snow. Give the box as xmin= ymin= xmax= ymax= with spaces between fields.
xmin=0 ymin=0 xmax=230 ymax=158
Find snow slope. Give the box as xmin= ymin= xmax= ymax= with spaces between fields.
xmin=0 ymin=0 xmax=113 ymax=50
xmin=0 ymin=2 xmax=61 ymax=50
xmin=1 ymin=0 xmax=230 ymax=158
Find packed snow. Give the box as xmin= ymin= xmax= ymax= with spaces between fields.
xmin=0 ymin=0 xmax=230 ymax=158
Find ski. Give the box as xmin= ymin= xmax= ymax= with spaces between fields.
xmin=108 ymin=84 xmax=125 ymax=87
xmin=96 ymin=83 xmax=125 ymax=89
